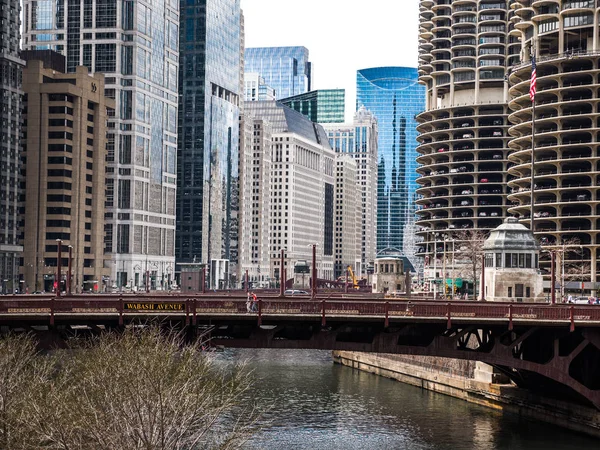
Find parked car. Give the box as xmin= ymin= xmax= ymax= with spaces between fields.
xmin=461 ymin=189 xmax=472 ymax=195
xmin=438 ymin=148 xmax=448 ymax=152
xmin=480 ymin=189 xmax=489 ymax=194
xmin=460 ymin=200 xmax=471 ymax=206
xmin=490 ymin=211 xmax=499 ymax=217
xmin=462 ymin=133 xmax=473 ymax=138
xmin=479 ymin=212 xmax=487 ymax=217
xmin=284 ymin=289 xmax=308 ymax=295
xmin=493 ymin=154 xmax=503 ymax=159
xmin=480 ymin=178 xmax=489 ymax=183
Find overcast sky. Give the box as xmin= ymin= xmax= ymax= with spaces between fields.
xmin=240 ymin=0 xmax=419 ymax=121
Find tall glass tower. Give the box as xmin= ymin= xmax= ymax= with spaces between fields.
xmin=0 ymin=0 xmax=24 ymax=293
xmin=22 ymin=0 xmax=180 ymax=290
xmin=177 ymin=0 xmax=242 ymax=283
xmin=244 ymin=46 xmax=312 ymax=99
xmin=356 ymin=67 xmax=424 ymax=255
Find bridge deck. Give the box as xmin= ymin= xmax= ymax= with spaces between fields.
xmin=0 ymin=294 xmax=598 ymax=328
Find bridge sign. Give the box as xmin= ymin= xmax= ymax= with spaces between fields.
xmin=123 ymin=302 xmax=185 ymax=311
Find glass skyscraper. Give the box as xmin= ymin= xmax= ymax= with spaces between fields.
xmin=22 ymin=0 xmax=179 ymax=289
xmin=244 ymin=46 xmax=312 ymax=99
xmin=356 ymin=67 xmax=424 ymax=255
xmin=177 ymin=0 xmax=241 ymax=282
xmin=0 ymin=0 xmax=24 ymax=293
xmin=280 ymin=89 xmax=345 ymax=124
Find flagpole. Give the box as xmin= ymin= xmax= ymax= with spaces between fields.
xmin=530 ymin=48 xmax=536 ymax=233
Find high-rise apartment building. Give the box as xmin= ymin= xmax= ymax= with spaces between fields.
xmin=243 ymin=101 xmax=335 ymax=283
xmin=356 ymin=67 xmax=424 ymax=255
xmin=0 ymin=0 xmax=24 ymax=293
xmin=244 ymin=72 xmax=276 ymax=101
xmin=280 ymin=89 xmax=345 ymax=124
xmin=415 ymin=1 xmax=513 ymax=287
xmin=177 ymin=0 xmax=242 ymax=287
xmin=507 ymin=1 xmax=600 ymax=285
xmin=245 ymin=47 xmax=312 ymax=100
xmin=22 ymin=0 xmax=179 ymax=290
xmin=334 ymin=155 xmax=360 ymax=279
xmin=323 ymin=106 xmax=378 ymax=275
xmin=21 ymin=54 xmax=111 ymax=292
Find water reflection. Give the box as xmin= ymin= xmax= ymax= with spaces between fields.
xmin=214 ymin=349 xmax=596 ymax=449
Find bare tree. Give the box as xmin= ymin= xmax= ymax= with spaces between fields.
xmin=0 ymin=327 xmax=260 ymax=450
xmin=0 ymin=333 xmax=53 ymax=450
xmin=541 ymin=236 xmax=585 ymax=300
xmin=452 ymin=229 xmax=488 ymax=299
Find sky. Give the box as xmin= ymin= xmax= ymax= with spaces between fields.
xmin=240 ymin=0 xmax=420 ymax=121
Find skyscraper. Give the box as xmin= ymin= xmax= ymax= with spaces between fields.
xmin=356 ymin=67 xmax=424 ymax=256
xmin=21 ymin=53 xmax=111 ymax=292
xmin=323 ymin=106 xmax=378 ymax=275
xmin=0 ymin=0 xmax=24 ymax=293
xmin=177 ymin=0 xmax=242 ymax=286
xmin=416 ymin=0 xmax=513 ymax=291
xmin=280 ymin=89 xmax=345 ymax=124
xmin=22 ymin=0 xmax=180 ymax=290
xmin=244 ymin=47 xmax=312 ymax=99
xmin=243 ymin=101 xmax=336 ymax=283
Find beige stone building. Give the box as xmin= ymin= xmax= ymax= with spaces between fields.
xmin=482 ymin=218 xmax=544 ymax=303
xmin=21 ymin=53 xmax=112 ymax=292
xmin=334 ymin=155 xmax=360 ymax=279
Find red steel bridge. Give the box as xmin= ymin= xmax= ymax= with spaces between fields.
xmin=1 ymin=293 xmax=600 ymax=409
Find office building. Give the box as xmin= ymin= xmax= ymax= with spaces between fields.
xmin=21 ymin=54 xmax=111 ymax=292
xmin=177 ymin=0 xmax=242 ymax=288
xmin=245 ymin=46 xmax=312 ymax=99
xmin=0 ymin=0 xmax=24 ymax=293
xmin=245 ymin=72 xmax=276 ymax=101
xmin=243 ymin=101 xmax=335 ymax=283
xmin=415 ymin=1 xmax=513 ymax=287
xmin=356 ymin=67 xmax=424 ymax=256
xmin=507 ymin=1 xmax=600 ymax=285
xmin=21 ymin=0 xmax=180 ymax=290
xmin=323 ymin=106 xmax=378 ymax=275
xmin=280 ymin=89 xmax=345 ymax=124
xmin=334 ymin=155 xmax=360 ymax=279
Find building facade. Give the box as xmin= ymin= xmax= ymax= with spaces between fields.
xmin=507 ymin=0 xmax=600 ymax=285
xmin=238 ymin=114 xmax=272 ymax=287
xmin=22 ymin=0 xmax=179 ymax=290
xmin=244 ymin=46 xmax=312 ymax=99
xmin=244 ymin=72 xmax=276 ymax=102
xmin=280 ymin=89 xmax=345 ymax=124
xmin=177 ymin=0 xmax=242 ymax=288
xmin=323 ymin=106 xmax=378 ymax=275
xmin=356 ymin=67 xmax=424 ymax=256
xmin=243 ymin=101 xmax=335 ymax=284
xmin=415 ymin=0 xmax=514 ymax=286
xmin=334 ymin=155 xmax=360 ymax=279
xmin=0 ymin=0 xmax=24 ymax=293
xmin=21 ymin=56 xmax=111 ymax=292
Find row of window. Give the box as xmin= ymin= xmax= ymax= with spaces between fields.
xmin=485 ymin=252 xmax=539 ymax=269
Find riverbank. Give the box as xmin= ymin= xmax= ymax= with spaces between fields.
xmin=333 ymin=351 xmax=600 ymax=438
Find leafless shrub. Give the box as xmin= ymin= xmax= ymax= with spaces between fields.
xmin=0 ymin=327 xmax=259 ymax=450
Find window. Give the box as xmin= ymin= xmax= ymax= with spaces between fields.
xmin=526 ymin=287 xmax=531 ymax=298
xmin=508 ymin=286 xmax=512 ymax=297
xmin=95 ymin=44 xmax=116 ymax=72
xmin=495 ymin=253 xmax=502 ymax=268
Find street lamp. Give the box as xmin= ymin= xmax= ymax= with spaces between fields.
xmin=67 ymin=245 xmax=73 ymax=295
xmin=56 ymin=239 xmax=62 ymax=298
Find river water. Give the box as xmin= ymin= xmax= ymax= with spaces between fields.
xmin=219 ymin=349 xmax=597 ymax=450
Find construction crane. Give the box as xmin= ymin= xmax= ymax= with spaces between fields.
xmin=347 ymin=265 xmax=360 ymax=289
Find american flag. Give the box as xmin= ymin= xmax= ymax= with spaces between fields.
xmin=529 ymin=55 xmax=537 ymax=102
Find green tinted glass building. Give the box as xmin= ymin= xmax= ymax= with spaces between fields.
xmin=280 ymin=89 xmax=345 ymax=123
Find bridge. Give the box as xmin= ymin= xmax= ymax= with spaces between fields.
xmin=1 ymin=293 xmax=600 ymax=409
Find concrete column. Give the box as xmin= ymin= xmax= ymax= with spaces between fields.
xmin=591 ymin=247 xmax=597 ymax=284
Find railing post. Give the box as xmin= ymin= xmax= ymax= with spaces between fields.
xmin=185 ymin=298 xmax=190 ymax=326
xmin=508 ymin=304 xmax=513 ymax=331
xmin=384 ymin=301 xmax=389 ymax=328
xmin=192 ymin=297 xmax=197 ymax=326
xmin=118 ymin=295 xmax=123 ymax=327
xmin=257 ymin=299 xmax=262 ymax=326
xmin=446 ymin=302 xmax=451 ymax=329
xmin=321 ymin=300 xmax=326 ymax=327
xmin=50 ymin=296 xmax=55 ymax=327
xmin=570 ymin=305 xmax=575 ymax=332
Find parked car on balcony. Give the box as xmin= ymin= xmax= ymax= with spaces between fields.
xmin=493 ymin=154 xmax=502 ymax=159
xmin=438 ymin=148 xmax=448 ymax=152
xmin=460 ymin=200 xmax=471 ymax=206
xmin=461 ymin=189 xmax=472 ymax=195
xmin=490 ymin=212 xmax=499 ymax=217
xmin=480 ymin=178 xmax=488 ymax=183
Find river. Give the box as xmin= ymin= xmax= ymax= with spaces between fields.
xmin=217 ymin=349 xmax=597 ymax=449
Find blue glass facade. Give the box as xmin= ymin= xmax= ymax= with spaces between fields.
xmin=356 ymin=67 xmax=424 ymax=254
xmin=177 ymin=0 xmax=241 ymax=271
xmin=244 ymin=46 xmax=312 ymax=99
xmin=280 ymin=89 xmax=345 ymax=123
